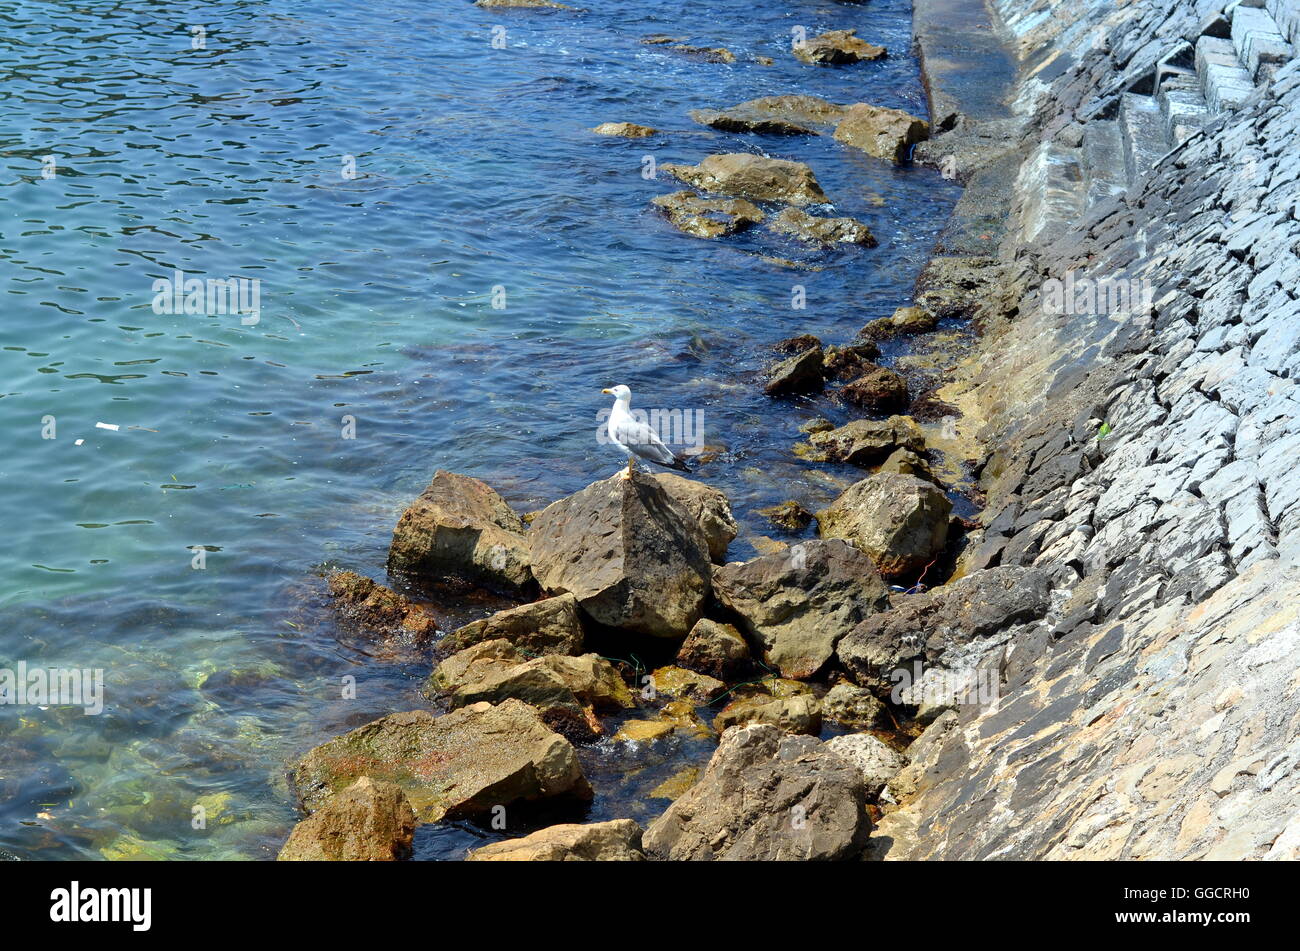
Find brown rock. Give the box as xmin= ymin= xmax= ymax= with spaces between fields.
xmin=765 ymin=346 xmax=825 ymax=396
xmin=713 ymin=693 xmax=821 ymax=735
xmin=770 ymin=206 xmax=877 ymax=246
xmin=794 ymin=29 xmax=887 ymax=65
xmin=652 ymin=473 xmax=738 ymax=563
xmin=289 ymin=700 xmax=591 ymax=821
xmin=651 ymin=190 xmax=764 ymax=239
xmin=758 ymin=500 xmax=814 ymax=533
xmin=278 ymin=777 xmax=416 ymax=862
xmin=439 ymin=593 xmax=584 ymax=656
xmin=837 ymin=365 xmax=909 ymax=413
xmin=662 ymin=153 xmax=829 ymax=205
xmin=465 ymin=819 xmax=645 ymax=861
xmin=859 ymin=305 xmax=938 ymax=340
xmin=817 ymin=473 xmax=952 ymax=581
xmin=593 ymin=122 xmax=657 ymax=138
xmin=806 ymin=415 xmax=924 ymax=465
xmin=676 ymin=618 xmax=751 ymax=679
xmin=833 ymin=104 xmax=929 ymax=163
xmin=387 ymin=470 xmax=532 ymax=592
xmin=326 ymin=571 xmax=436 ymax=643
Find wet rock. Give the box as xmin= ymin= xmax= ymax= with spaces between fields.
xmin=833 ymin=104 xmax=929 ymax=163
xmin=689 ymin=95 xmax=845 ymax=135
xmin=676 ymin=618 xmax=751 ymax=680
xmin=805 ymin=415 xmax=924 ymax=465
xmin=650 ymin=190 xmax=764 ymax=239
xmin=765 ymin=345 xmax=825 ymax=396
xmin=712 ymin=539 xmax=891 ymax=679
xmin=652 ymin=473 xmax=737 ymax=563
xmin=649 ymin=665 xmax=726 ymax=703
xmin=614 ymin=719 xmax=677 ymax=743
xmin=758 ymin=500 xmax=814 ymax=533
xmin=822 ymin=682 xmax=888 ymax=729
xmin=643 ymin=724 xmax=870 ymax=860
xmin=794 ymin=29 xmax=887 ymax=65
xmin=713 ymin=693 xmax=821 ymax=735
xmin=667 ymin=44 xmax=737 ymax=63
xmin=817 ymin=473 xmax=952 ymax=581
xmin=775 ymin=333 xmax=822 ymax=354
xmin=326 ymin=571 xmax=437 ymax=643
xmin=593 ymin=122 xmax=657 ymax=138
xmin=825 ymin=735 xmax=907 ymax=797
xmin=770 ymin=206 xmax=877 ymax=246
xmin=528 ymin=470 xmax=712 ymax=639
xmin=278 ymin=777 xmax=415 ymax=862
xmin=837 ymin=566 xmax=1052 ymax=689
xmin=465 ymin=819 xmax=645 ymax=861
xmin=837 ymin=365 xmax=909 ymax=413
xmin=662 ymin=153 xmax=829 ymax=205
xmin=290 ymin=700 xmax=591 ymax=821
xmin=823 ymin=342 xmax=882 ymax=380
xmin=439 ymin=593 xmax=584 ymax=656
xmin=429 ymin=642 xmax=633 ymax=737
xmin=388 ymin=470 xmax=532 ymax=593
xmin=650 ymin=766 xmax=700 ymax=800
xmin=859 ymin=305 xmax=938 ymax=341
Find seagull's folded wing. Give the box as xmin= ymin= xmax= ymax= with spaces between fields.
xmin=614 ymin=418 xmax=678 ymax=466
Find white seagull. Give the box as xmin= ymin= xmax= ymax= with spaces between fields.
xmin=602 ymin=384 xmax=690 ymax=478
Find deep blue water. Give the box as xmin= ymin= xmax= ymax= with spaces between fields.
xmin=0 ymin=0 xmax=959 ymax=859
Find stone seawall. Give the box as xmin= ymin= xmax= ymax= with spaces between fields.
xmin=875 ymin=0 xmax=1300 ymax=859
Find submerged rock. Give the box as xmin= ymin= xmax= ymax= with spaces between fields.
xmin=713 ymin=693 xmax=821 ymax=735
xmin=388 ymin=470 xmax=532 ymax=593
xmin=836 ymin=365 xmax=909 ymax=413
xmin=528 ymin=470 xmax=712 ymax=638
xmin=837 ymin=566 xmax=1052 ymax=690
xmin=651 ymin=190 xmax=764 ymax=239
xmin=652 ymin=473 xmax=737 ymax=563
xmin=676 ymin=617 xmax=751 ymax=680
xmin=833 ymin=104 xmax=929 ymax=163
xmin=758 ymin=500 xmax=814 ymax=533
xmin=666 ymin=44 xmax=737 ymax=63
xmin=465 ymin=819 xmax=645 ymax=861
xmin=824 ymin=734 xmax=907 ymax=797
xmin=770 ymin=206 xmax=876 ymax=246
xmin=614 ymin=718 xmax=677 ymax=743
xmin=712 ymin=539 xmax=891 ymax=679
xmin=593 ymin=121 xmax=657 ymax=138
xmin=439 ymin=593 xmax=584 ymax=656
xmin=794 ymin=29 xmax=887 ymax=65
xmin=290 ymin=700 xmax=591 ymax=821
xmin=278 ymin=777 xmax=415 ymax=862
xmin=642 ymin=724 xmax=870 ymax=860
xmin=765 ymin=345 xmax=825 ymax=396
xmin=818 ymin=473 xmax=952 ymax=581
xmin=662 ymin=153 xmax=829 ymax=205
xmin=326 ymin=571 xmax=437 ymax=643
xmin=805 ymin=415 xmax=924 ymax=465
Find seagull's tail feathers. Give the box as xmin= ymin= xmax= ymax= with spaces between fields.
xmin=664 ymin=453 xmax=692 ymax=473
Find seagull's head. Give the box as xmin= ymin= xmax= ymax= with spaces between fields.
xmin=601 ymin=384 xmax=631 ymax=403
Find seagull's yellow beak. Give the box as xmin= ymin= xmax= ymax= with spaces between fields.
xmin=601 ymin=388 xmax=613 ymax=394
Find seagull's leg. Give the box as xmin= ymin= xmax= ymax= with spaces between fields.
xmin=618 ymin=453 xmax=635 ymax=481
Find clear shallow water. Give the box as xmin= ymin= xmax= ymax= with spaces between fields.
xmin=0 ymin=0 xmax=959 ymax=859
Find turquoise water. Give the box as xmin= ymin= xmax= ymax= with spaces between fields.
xmin=0 ymin=0 xmax=959 ymax=859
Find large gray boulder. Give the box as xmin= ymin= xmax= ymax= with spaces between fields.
xmin=712 ymin=539 xmax=891 ymax=679
xmin=290 ymin=700 xmax=591 ymax=821
xmin=818 ymin=473 xmax=952 ymax=581
xmin=439 ymin=593 xmax=584 ymax=656
xmin=661 ymin=153 xmax=829 ymax=205
xmin=387 ymin=470 xmax=532 ymax=592
xmin=528 ymin=471 xmax=712 ymax=638
xmin=643 ymin=724 xmax=870 ymax=860
xmin=277 ymin=777 xmax=416 ymax=862
xmin=837 ymin=566 xmax=1053 ymax=690
xmin=466 ymin=819 xmax=645 ymax=861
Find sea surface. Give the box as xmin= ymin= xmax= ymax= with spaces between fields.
xmin=0 ymin=0 xmax=960 ymax=859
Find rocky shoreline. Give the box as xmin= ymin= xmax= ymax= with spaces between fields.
xmin=277 ymin=0 xmax=1300 ymax=861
